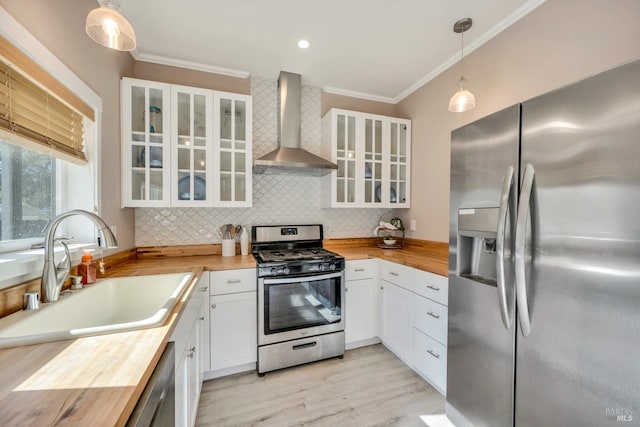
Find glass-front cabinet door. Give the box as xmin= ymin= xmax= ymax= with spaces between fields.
xmin=321 ymin=110 xmax=358 ymax=207
xmin=388 ymin=119 xmax=411 ymax=207
xmin=364 ymin=117 xmax=384 ymax=206
xmin=122 ymin=78 xmax=253 ymax=208
xmin=213 ymin=91 xmax=252 ymax=207
xmin=322 ymin=109 xmax=411 ymax=208
xmin=338 ymin=113 xmax=357 ymax=205
xmin=121 ymin=78 xmax=171 ymax=207
xmin=171 ymin=85 xmax=213 ymax=206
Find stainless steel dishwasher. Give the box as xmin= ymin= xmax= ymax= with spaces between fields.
xmin=126 ymin=342 xmax=175 ymax=427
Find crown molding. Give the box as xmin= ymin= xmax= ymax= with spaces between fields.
xmin=130 ymin=50 xmax=251 ymax=79
xmin=395 ymin=0 xmax=547 ymax=103
xmin=128 ymin=0 xmax=545 ymax=104
xmin=321 ymin=86 xmax=396 ymax=104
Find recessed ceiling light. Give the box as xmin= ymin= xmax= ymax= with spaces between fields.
xmin=298 ymin=39 xmax=310 ymax=49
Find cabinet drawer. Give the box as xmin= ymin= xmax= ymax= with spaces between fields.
xmin=409 ymin=271 xmax=448 ymax=307
xmin=210 ymin=268 xmax=256 ymax=295
xmin=413 ymin=296 xmax=447 ymax=345
xmin=413 ymin=329 xmax=447 ymax=393
xmin=379 ymin=260 xmax=420 ymax=291
xmin=345 ymin=259 xmax=376 ymax=281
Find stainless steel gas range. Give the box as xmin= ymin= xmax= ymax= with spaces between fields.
xmin=252 ymin=224 xmax=345 ymax=375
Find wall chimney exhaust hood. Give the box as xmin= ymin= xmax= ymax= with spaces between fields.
xmin=253 ymin=71 xmax=338 ymax=176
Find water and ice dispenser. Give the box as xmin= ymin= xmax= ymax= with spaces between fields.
xmin=457 ymin=207 xmax=499 ymax=286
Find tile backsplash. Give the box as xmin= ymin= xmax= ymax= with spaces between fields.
xmin=135 ymin=76 xmax=390 ymax=247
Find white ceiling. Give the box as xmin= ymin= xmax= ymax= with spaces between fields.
xmin=121 ymin=0 xmax=545 ymax=103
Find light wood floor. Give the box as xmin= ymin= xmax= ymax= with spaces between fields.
xmin=196 ymin=344 xmax=445 ymax=426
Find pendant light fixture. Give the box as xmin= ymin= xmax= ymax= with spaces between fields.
xmin=85 ymin=0 xmax=136 ymax=51
xmin=448 ymin=18 xmax=475 ymax=113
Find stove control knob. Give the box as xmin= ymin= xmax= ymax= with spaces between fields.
xmin=270 ymin=268 xmax=278 ymax=276
xmin=329 ymin=263 xmax=336 ymax=271
xmin=282 ymin=267 xmax=290 ymax=275
xmin=320 ymin=263 xmax=329 ymax=272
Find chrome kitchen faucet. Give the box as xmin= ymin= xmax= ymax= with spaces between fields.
xmin=41 ymin=210 xmax=118 ymax=303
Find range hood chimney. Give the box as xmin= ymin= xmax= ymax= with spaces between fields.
xmin=253 ymin=71 xmax=338 ymax=176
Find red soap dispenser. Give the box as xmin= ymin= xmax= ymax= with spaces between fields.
xmin=77 ymin=250 xmax=97 ymax=285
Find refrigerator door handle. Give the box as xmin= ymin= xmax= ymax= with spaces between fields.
xmin=496 ymin=165 xmax=515 ymax=329
xmin=515 ymin=163 xmax=535 ymax=337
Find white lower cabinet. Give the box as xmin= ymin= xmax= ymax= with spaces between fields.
xmin=188 ymin=260 xmax=447 ymax=400
xmin=179 ymin=314 xmax=202 ymax=427
xmin=413 ymin=328 xmax=447 ymax=393
xmin=209 ymin=268 xmax=257 ymax=377
xmin=198 ymin=289 xmax=210 ymax=375
xmin=412 ymin=294 xmax=447 ymax=346
xmin=172 ymin=273 xmax=208 ymax=427
xmin=378 ymin=260 xmax=448 ymax=395
xmin=345 ymin=259 xmax=379 ymax=348
xmin=210 ymin=292 xmax=257 ymax=371
xmin=175 ymin=345 xmax=189 ymax=426
xmin=379 ymin=280 xmax=413 ymax=364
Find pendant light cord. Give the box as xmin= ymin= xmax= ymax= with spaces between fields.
xmin=460 ymin=27 xmax=464 ymax=78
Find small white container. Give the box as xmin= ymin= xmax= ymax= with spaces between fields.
xmin=221 ymin=239 xmax=236 ymax=257
xmin=240 ymin=227 xmax=249 ymax=256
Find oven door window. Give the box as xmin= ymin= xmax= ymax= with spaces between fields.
xmin=264 ymin=275 xmax=342 ymax=335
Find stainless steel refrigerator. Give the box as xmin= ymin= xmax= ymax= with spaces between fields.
xmin=448 ymin=59 xmax=640 ymax=427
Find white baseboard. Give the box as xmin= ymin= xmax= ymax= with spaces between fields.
xmin=203 ymin=362 xmax=256 ymax=381
xmin=345 ymin=337 xmax=381 ymax=350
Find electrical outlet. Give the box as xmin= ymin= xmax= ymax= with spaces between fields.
xmin=410 ymin=219 xmax=416 ymax=231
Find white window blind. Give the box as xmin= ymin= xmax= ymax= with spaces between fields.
xmin=0 ymin=32 xmax=96 ymax=164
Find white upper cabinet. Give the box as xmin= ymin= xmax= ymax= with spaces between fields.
xmin=121 ymin=78 xmax=252 ymax=208
xmin=171 ymin=85 xmax=214 ymax=207
xmin=321 ymin=108 xmax=411 ymax=208
xmin=387 ymin=119 xmax=411 ymax=207
xmin=121 ymin=78 xmax=172 ymax=207
xmin=213 ymin=91 xmax=252 ymax=207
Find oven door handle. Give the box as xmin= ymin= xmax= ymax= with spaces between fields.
xmin=262 ymin=271 xmax=343 ymax=285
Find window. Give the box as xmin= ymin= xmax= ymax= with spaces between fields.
xmin=0 ymin=11 xmax=103 ymax=289
xmin=0 ymin=139 xmax=56 ymax=241
xmin=0 ymin=35 xmax=98 ymax=252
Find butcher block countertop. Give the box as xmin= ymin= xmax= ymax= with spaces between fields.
xmin=0 ymin=239 xmax=447 ymax=426
xmin=326 ymin=242 xmax=449 ymax=277
xmin=0 ymin=266 xmax=204 ymax=427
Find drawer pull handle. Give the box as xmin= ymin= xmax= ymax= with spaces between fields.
xmin=354 ymin=268 xmax=366 ymax=272
xmin=426 ymin=285 xmax=440 ymax=291
xmin=199 ymin=316 xmax=205 ymax=321
xmin=198 ymin=286 xmax=207 ymax=292
xmin=293 ymin=341 xmax=317 ymax=350
xmin=211 ymin=303 xmax=217 ymax=309
xmin=389 ymin=272 xmax=399 ymax=277
xmin=227 ymin=279 xmax=242 ymax=284
xmin=427 ymin=349 xmax=440 ymax=359
xmin=427 ymin=311 xmax=440 ymax=319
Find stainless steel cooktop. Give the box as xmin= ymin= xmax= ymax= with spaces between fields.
xmin=257 ymin=248 xmax=341 ymax=263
